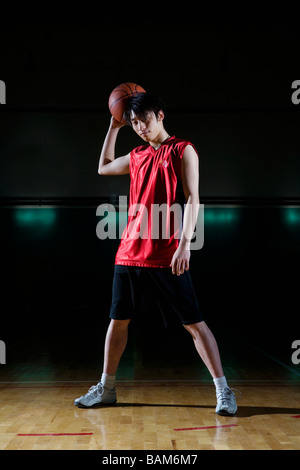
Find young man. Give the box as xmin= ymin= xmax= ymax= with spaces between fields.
xmin=74 ymin=93 xmax=237 ymax=416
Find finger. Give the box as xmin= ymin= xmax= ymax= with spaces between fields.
xmin=177 ymin=260 xmax=183 ymax=276
xmin=170 ymin=259 xmax=176 ymax=275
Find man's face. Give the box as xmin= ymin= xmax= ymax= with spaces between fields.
xmin=130 ymin=110 xmax=164 ymax=142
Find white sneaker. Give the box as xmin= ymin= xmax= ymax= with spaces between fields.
xmin=216 ymin=387 xmax=238 ymax=416
xmin=74 ymin=382 xmax=117 ymax=408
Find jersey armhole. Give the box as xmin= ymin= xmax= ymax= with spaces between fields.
xmin=179 ymin=142 xmax=199 ymax=159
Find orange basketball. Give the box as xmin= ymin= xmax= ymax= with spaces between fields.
xmin=108 ymin=82 xmax=146 ymax=123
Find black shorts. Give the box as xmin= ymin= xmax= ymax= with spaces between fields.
xmin=109 ymin=265 xmax=204 ymax=326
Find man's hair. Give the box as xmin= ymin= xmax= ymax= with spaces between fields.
xmin=123 ymin=93 xmax=167 ymax=126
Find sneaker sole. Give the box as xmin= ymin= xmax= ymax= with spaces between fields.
xmin=216 ymin=409 xmax=237 ymax=416
xmin=77 ymin=400 xmax=117 ymax=409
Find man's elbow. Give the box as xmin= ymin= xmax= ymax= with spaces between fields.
xmin=185 ymin=193 xmax=199 ymax=204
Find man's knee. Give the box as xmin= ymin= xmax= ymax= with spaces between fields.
xmin=110 ymin=318 xmax=131 ymax=330
xmin=183 ymin=321 xmax=206 ymax=338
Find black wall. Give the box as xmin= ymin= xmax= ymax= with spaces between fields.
xmin=1 ymin=20 xmax=300 ymax=201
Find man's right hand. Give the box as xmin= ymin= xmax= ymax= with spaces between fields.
xmin=110 ymin=116 xmax=126 ymax=130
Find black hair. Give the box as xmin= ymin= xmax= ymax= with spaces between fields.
xmin=123 ymin=93 xmax=167 ymax=126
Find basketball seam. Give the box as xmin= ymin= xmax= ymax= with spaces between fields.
xmin=124 ymin=83 xmax=134 ymax=93
xmin=109 ymin=91 xmax=141 ymax=111
xmin=109 ymin=92 xmax=132 ymax=111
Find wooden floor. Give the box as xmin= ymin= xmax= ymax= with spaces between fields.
xmin=1 ymin=315 xmax=300 ymax=451
xmin=0 ymin=381 xmax=300 ymax=450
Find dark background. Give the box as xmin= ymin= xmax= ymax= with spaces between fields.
xmin=0 ymin=14 xmax=299 ymax=382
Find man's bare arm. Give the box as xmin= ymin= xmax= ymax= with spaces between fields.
xmin=98 ymin=117 xmax=130 ymax=176
xmin=170 ymin=145 xmax=200 ymax=275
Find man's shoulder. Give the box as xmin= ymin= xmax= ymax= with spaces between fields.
xmin=168 ymin=137 xmax=197 ymax=158
xmin=171 ymin=136 xmax=193 ymax=145
xmin=131 ymin=144 xmax=150 ymax=156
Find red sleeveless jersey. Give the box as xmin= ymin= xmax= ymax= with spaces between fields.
xmin=115 ymin=136 xmax=197 ymax=268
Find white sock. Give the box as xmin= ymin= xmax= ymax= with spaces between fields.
xmin=101 ymin=373 xmax=116 ymax=389
xmin=213 ymin=376 xmax=228 ymax=393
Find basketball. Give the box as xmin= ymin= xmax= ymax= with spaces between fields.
xmin=108 ymin=82 xmax=146 ymax=123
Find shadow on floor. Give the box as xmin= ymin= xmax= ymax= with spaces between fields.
xmin=77 ymin=402 xmax=300 ymax=418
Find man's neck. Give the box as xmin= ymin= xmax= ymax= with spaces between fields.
xmin=149 ymin=129 xmax=171 ymax=150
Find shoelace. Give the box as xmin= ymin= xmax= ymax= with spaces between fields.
xmin=231 ymin=388 xmax=242 ymax=395
xmin=86 ymin=383 xmax=103 ymax=396
xmin=217 ymin=387 xmax=242 ymax=403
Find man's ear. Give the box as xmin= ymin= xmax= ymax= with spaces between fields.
xmin=157 ymin=110 xmax=165 ymax=121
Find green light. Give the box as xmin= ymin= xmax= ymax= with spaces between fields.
xmin=283 ymin=208 xmax=300 ymax=225
xmin=14 ymin=208 xmax=56 ymax=226
xmin=204 ymin=208 xmax=237 ymax=224
xmin=20 ymin=365 xmax=55 ymax=381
